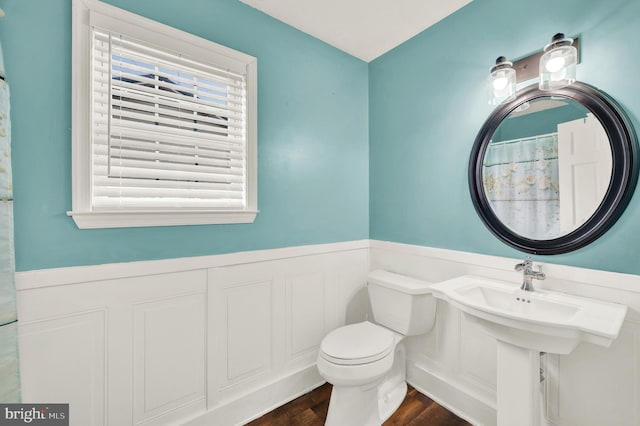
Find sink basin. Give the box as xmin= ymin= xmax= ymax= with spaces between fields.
xmin=431 ymin=275 xmax=627 ymax=354
xmin=456 ymin=284 xmax=581 ymax=322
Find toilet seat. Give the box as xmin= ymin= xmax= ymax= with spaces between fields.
xmin=320 ymin=321 xmax=395 ymax=365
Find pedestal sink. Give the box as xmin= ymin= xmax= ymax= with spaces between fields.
xmin=430 ymin=275 xmax=627 ymax=426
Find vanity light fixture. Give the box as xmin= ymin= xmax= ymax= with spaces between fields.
xmin=487 ymin=56 xmax=516 ymax=105
xmin=486 ymin=33 xmax=580 ymax=104
xmin=539 ymin=33 xmax=577 ymax=90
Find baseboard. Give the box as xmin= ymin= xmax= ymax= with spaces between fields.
xmin=406 ymin=361 xmax=496 ymax=426
xmin=182 ymin=365 xmax=325 ymax=426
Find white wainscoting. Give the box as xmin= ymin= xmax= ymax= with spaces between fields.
xmin=20 ymin=310 xmax=106 ymax=426
xmin=15 ymin=241 xmax=369 ymax=426
xmin=16 ymin=239 xmax=640 ymax=426
xmin=370 ymin=240 xmax=640 ymax=426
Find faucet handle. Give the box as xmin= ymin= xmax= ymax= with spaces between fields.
xmin=514 ymin=256 xmax=532 ymax=271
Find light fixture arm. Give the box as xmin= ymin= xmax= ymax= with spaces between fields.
xmin=544 ymin=33 xmax=574 ymax=52
xmin=491 ymin=56 xmax=513 ymax=73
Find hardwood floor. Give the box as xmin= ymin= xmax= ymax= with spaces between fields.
xmin=245 ymin=383 xmax=472 ymax=426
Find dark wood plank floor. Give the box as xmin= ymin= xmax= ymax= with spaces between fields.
xmin=246 ymin=383 xmax=472 ymax=426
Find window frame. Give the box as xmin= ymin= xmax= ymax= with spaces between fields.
xmin=69 ymin=0 xmax=257 ymax=229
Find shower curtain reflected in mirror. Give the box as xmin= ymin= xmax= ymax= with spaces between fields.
xmin=0 ymin=41 xmax=21 ymax=403
xmin=483 ymin=133 xmax=560 ymax=239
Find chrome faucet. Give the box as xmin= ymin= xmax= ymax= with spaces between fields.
xmin=514 ymin=256 xmax=546 ymax=291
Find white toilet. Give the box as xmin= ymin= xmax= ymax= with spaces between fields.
xmin=317 ymin=269 xmax=436 ymax=426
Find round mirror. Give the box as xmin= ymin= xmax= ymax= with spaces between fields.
xmin=469 ymin=82 xmax=638 ymax=254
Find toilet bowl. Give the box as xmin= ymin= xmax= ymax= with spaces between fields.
xmin=317 ymin=270 xmax=436 ymax=426
xmin=317 ymin=321 xmax=407 ymax=425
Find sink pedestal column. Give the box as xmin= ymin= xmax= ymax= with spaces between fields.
xmin=496 ymin=340 xmax=540 ymax=426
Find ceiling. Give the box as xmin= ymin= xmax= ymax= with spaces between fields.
xmin=239 ymin=0 xmax=473 ymax=62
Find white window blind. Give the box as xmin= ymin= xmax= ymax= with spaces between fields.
xmin=90 ymin=29 xmax=248 ymax=210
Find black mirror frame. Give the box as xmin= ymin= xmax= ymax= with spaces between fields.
xmin=469 ymin=82 xmax=639 ymax=255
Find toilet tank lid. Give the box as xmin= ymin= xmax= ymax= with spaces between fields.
xmin=367 ymin=270 xmax=433 ymax=295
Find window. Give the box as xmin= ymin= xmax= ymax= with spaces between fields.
xmin=70 ymin=0 xmax=257 ymax=228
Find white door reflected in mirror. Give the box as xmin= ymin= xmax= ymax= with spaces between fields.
xmin=558 ymin=113 xmax=612 ymax=233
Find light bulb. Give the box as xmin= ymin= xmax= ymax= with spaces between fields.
xmin=545 ymin=56 xmax=566 ymax=73
xmin=493 ymin=76 xmax=508 ymax=91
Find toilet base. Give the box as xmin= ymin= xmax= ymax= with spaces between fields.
xmin=325 ymin=343 xmax=407 ymax=426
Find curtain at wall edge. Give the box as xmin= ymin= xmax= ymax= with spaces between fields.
xmin=0 ymin=40 xmax=22 ymax=403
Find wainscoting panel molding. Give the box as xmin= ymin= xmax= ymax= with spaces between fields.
xmin=224 ymin=281 xmax=273 ymax=385
xmin=457 ymin=313 xmax=497 ymax=394
xmin=19 ymin=310 xmax=106 ymax=426
xmin=544 ymin=318 xmax=640 ymax=426
xmin=204 ymin=249 xmax=369 ymax=425
xmin=16 ymin=241 xmax=369 ymax=426
xmin=133 ymin=292 xmax=206 ymax=425
xmin=287 ymin=273 xmax=327 ymax=362
xmin=16 ymin=240 xmax=640 ymax=426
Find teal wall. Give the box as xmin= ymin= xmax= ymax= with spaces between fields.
xmin=370 ymin=0 xmax=640 ymax=275
xmin=0 ymin=0 xmax=369 ymax=271
xmin=2 ymin=0 xmax=640 ymax=275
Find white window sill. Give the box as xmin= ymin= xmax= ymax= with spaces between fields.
xmin=67 ymin=210 xmax=258 ymax=229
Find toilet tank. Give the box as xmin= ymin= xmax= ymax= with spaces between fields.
xmin=367 ymin=269 xmax=436 ymax=336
